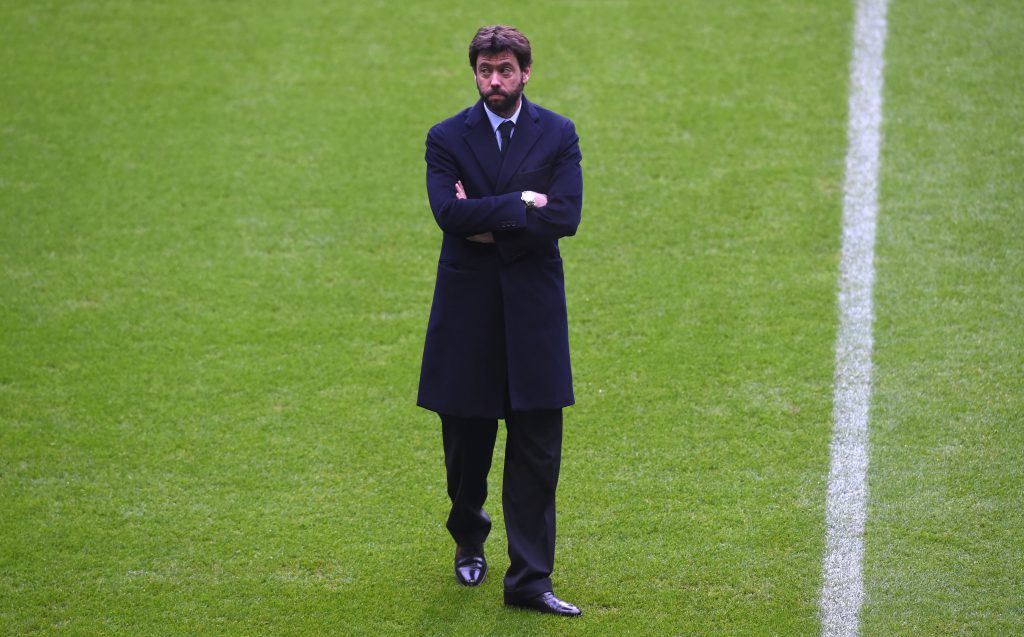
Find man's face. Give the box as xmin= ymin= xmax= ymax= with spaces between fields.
xmin=475 ymin=51 xmax=530 ymax=117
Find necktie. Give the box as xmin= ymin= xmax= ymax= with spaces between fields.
xmin=498 ymin=120 xmax=515 ymax=156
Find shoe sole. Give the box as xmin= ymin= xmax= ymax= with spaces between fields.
xmin=504 ymin=601 xmax=582 ymax=617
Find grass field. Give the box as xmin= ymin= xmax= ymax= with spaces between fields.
xmin=1 ymin=1 xmax=1021 ymax=635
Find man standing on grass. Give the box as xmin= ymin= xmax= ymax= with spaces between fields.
xmin=417 ymin=25 xmax=584 ymax=617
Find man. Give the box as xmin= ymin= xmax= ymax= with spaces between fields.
xmin=417 ymin=25 xmax=584 ymax=617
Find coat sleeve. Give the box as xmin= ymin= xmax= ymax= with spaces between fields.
xmin=425 ymin=125 xmax=526 ymax=237
xmin=493 ymin=119 xmax=583 ymax=261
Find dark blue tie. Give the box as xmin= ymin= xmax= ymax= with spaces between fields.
xmin=498 ymin=120 xmax=515 ymax=156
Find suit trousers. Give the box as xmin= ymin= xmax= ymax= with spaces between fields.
xmin=441 ymin=409 xmax=563 ymax=600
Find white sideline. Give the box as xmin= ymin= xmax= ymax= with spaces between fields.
xmin=820 ymin=0 xmax=889 ymax=635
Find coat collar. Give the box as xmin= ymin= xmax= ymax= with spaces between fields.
xmin=463 ymin=96 xmax=544 ymax=193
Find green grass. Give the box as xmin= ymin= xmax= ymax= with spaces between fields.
xmin=1 ymin=0 xmax=1020 ymax=635
xmin=863 ymin=1 xmax=1024 ymax=634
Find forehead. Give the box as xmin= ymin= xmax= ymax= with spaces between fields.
xmin=475 ymin=51 xmax=520 ymax=70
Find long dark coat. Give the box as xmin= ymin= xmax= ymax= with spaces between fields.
xmin=417 ymin=97 xmax=583 ymax=419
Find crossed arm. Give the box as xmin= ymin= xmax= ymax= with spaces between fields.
xmin=457 ymin=180 xmax=549 ymax=243
xmin=425 ymin=119 xmax=581 ymax=261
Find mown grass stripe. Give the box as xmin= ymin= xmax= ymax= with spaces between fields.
xmin=820 ymin=0 xmax=889 ymax=635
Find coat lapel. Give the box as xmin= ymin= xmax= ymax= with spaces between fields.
xmin=496 ymin=98 xmax=542 ymax=193
xmin=463 ymin=101 xmax=501 ymax=192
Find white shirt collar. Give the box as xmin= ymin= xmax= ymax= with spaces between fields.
xmin=483 ymin=99 xmax=522 ymax=133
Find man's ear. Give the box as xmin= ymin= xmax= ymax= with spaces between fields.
xmin=522 ymin=66 xmax=531 ymax=83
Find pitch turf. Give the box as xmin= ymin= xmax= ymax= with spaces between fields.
xmin=863 ymin=1 xmax=1024 ymax=634
xmin=0 ymin=1 xmax=1020 ymax=635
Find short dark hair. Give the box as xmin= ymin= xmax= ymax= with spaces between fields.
xmin=468 ymin=25 xmax=532 ymax=71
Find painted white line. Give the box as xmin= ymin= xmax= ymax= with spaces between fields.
xmin=820 ymin=0 xmax=889 ymax=635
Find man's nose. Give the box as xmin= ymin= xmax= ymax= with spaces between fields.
xmin=489 ymin=74 xmax=502 ymax=87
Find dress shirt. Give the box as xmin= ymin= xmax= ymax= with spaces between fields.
xmin=484 ymin=101 xmax=522 ymax=153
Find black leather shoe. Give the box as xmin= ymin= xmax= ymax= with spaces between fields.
xmin=454 ymin=545 xmax=487 ymax=586
xmin=505 ymin=591 xmax=582 ymax=617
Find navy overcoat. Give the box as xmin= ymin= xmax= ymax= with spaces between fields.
xmin=417 ymin=96 xmax=583 ymax=419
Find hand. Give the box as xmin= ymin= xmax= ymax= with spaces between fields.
xmin=524 ymin=191 xmax=549 ymax=208
xmin=455 ymin=180 xmax=467 ymax=200
xmin=467 ymin=232 xmax=494 ymax=243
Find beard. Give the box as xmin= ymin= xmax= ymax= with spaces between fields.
xmin=479 ymin=80 xmax=525 ymax=117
